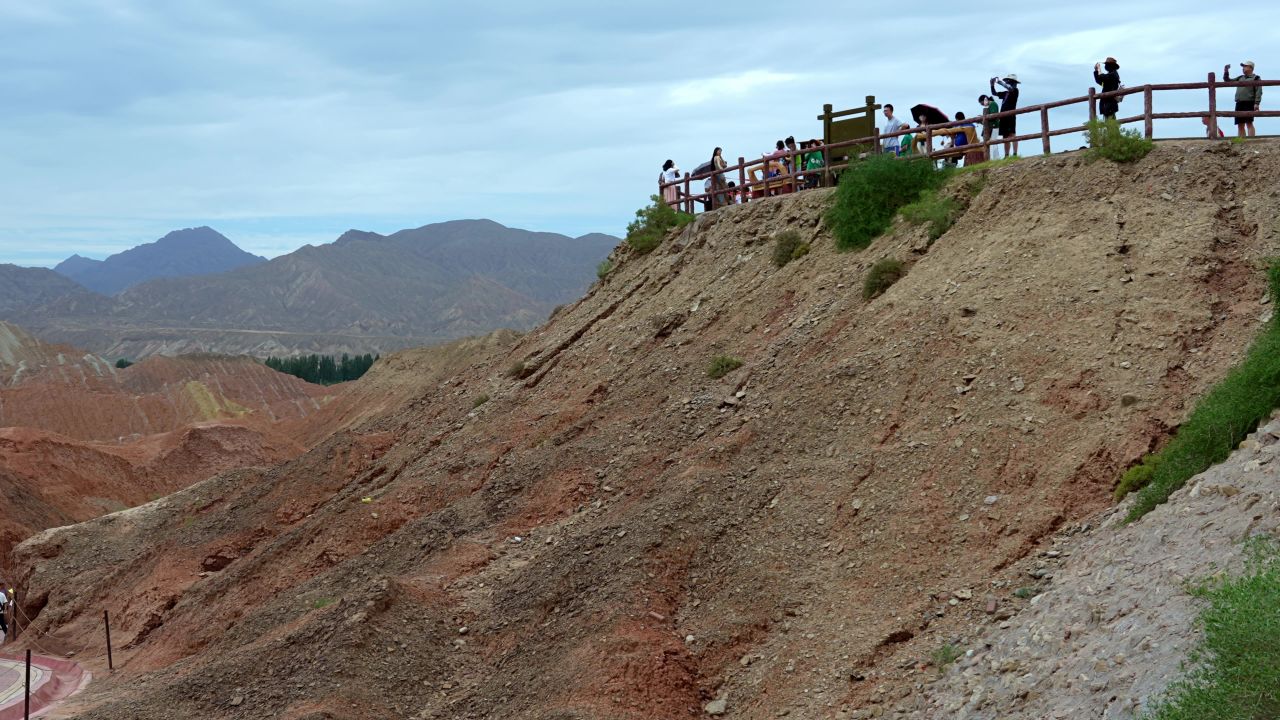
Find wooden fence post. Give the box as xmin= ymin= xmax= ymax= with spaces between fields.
xmin=1207 ymin=71 xmax=1219 ymax=138
xmin=24 ymin=648 xmax=30 ymax=720
xmin=1143 ymin=85 xmax=1154 ymax=139
xmin=737 ymin=156 xmax=746 ymax=203
xmin=1088 ymin=87 xmax=1097 ymax=123
xmin=104 ymin=609 xmax=114 ymax=671
xmin=683 ymin=172 xmax=692 ymax=214
xmin=1041 ymin=107 xmax=1052 ymax=155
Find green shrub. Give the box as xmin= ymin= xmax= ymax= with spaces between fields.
xmin=114 ymin=358 xmax=133 ymax=369
xmin=626 ymin=195 xmax=694 ymax=255
xmin=900 ymin=190 xmax=960 ymax=241
xmin=507 ymin=361 xmax=527 ymax=379
xmin=1127 ymin=261 xmax=1280 ymax=520
xmin=1085 ymin=119 xmax=1154 ymax=163
xmin=1143 ymin=538 xmax=1280 ymax=720
xmin=825 ymin=156 xmax=952 ymax=251
xmin=1115 ymin=454 xmax=1161 ymax=501
xmin=707 ymin=355 xmax=743 ymax=379
xmin=1012 ymin=587 xmax=1037 ymax=600
xmin=771 ymin=230 xmax=810 ymax=268
xmin=862 ymin=258 xmax=906 ymax=300
xmin=596 ymin=259 xmax=615 ymax=279
xmin=932 ymin=644 xmax=963 ymax=671
xmin=472 ymin=394 xmax=490 ymax=409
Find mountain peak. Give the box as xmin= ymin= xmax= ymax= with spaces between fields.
xmin=53 ymin=227 xmax=267 ymax=295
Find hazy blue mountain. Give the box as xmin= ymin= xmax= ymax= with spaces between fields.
xmin=53 ymin=227 xmax=267 ymax=295
xmin=20 ymin=220 xmax=620 ymax=358
xmin=0 ymin=264 xmax=103 ymax=317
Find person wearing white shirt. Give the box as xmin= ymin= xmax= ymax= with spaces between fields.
xmin=882 ymin=104 xmax=908 ymax=154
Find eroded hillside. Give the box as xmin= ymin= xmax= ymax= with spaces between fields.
xmin=15 ymin=142 xmax=1280 ymax=719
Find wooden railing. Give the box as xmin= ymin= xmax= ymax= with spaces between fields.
xmin=660 ymin=73 xmax=1279 ymax=214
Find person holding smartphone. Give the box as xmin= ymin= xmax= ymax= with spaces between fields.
xmin=1094 ymin=58 xmax=1122 ymax=121
xmin=1223 ymin=61 xmax=1262 ymax=138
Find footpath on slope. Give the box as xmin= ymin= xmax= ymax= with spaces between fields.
xmin=906 ymin=411 xmax=1280 ymax=719
xmin=0 ymin=653 xmax=87 ymax=719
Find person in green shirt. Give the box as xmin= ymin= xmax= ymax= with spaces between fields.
xmin=898 ymin=127 xmax=915 ymax=156
xmin=979 ymin=94 xmax=1000 ymax=159
xmin=802 ymin=140 xmax=825 ymax=188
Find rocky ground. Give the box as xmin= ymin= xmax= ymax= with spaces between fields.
xmin=911 ymin=413 xmax=1280 ymax=719
xmin=9 ymin=141 xmax=1280 ymax=719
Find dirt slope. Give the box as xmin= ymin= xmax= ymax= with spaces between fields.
xmin=14 ymin=141 xmax=1280 ymax=720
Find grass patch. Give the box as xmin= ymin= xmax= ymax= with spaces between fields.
xmin=862 ymin=258 xmax=906 ymax=300
xmin=312 ymin=597 xmax=337 ymax=610
xmin=1126 ymin=260 xmax=1280 ymax=521
xmin=1143 ymin=538 xmax=1280 ymax=720
xmin=506 ymin=361 xmax=527 ymax=379
xmin=900 ymin=190 xmax=960 ymax=242
xmin=472 ymin=394 xmax=490 ymax=409
xmin=626 ymin=194 xmax=694 ymax=255
xmin=1012 ymin=586 xmax=1037 ymax=600
xmin=706 ymin=355 xmax=743 ymax=379
xmin=596 ymin=259 xmax=615 ymax=279
xmin=1114 ymin=453 xmax=1161 ymax=501
xmin=932 ymin=644 xmax=963 ymax=672
xmin=771 ymin=230 xmax=810 ymax=268
xmin=825 ymin=155 xmax=952 ymax=251
xmin=1085 ymin=119 xmax=1154 ymax=163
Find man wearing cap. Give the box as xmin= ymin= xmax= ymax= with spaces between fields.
xmin=1223 ymin=61 xmax=1262 ymax=138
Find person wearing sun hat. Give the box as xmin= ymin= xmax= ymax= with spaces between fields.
xmin=990 ymin=73 xmax=1021 ymax=156
xmin=1094 ymin=57 xmax=1122 ymax=120
xmin=1223 ymin=60 xmax=1262 ymax=138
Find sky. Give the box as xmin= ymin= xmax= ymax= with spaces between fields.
xmin=1 ymin=1 xmax=1277 ymax=267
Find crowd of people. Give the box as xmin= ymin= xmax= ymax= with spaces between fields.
xmin=661 ymin=59 xmax=1264 ymax=210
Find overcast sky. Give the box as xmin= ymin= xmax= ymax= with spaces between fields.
xmin=1 ymin=1 xmax=1276 ymax=266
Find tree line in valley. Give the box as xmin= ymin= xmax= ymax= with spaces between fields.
xmin=264 ymin=353 xmax=379 ymax=385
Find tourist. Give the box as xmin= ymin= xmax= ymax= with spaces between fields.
xmin=711 ymin=147 xmax=729 ymax=208
xmin=954 ymin=112 xmax=983 ymax=166
xmin=0 ymin=587 xmax=8 ymax=644
xmin=882 ymin=104 xmax=908 ymax=155
xmin=899 ymin=125 xmax=915 ymax=157
xmin=1094 ymin=57 xmax=1122 ymax=120
xmin=990 ymin=74 xmax=1021 ymax=156
xmin=1202 ymin=115 xmax=1226 ymax=138
xmin=660 ymin=159 xmax=681 ymax=209
xmin=979 ymin=94 xmax=1000 ymax=160
xmin=803 ymin=140 xmax=825 ymax=189
xmin=1223 ymin=61 xmax=1262 ymax=138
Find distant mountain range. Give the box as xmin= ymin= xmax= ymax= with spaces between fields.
xmin=53 ymin=226 xmax=266 ymax=295
xmin=5 ymin=220 xmax=618 ymax=358
xmin=0 ymin=264 xmax=95 ymax=316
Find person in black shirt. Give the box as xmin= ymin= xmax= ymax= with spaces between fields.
xmin=990 ymin=74 xmax=1021 ymax=156
xmin=1094 ymin=58 xmax=1122 ymax=120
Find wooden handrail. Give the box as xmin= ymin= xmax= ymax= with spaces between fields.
xmin=659 ymin=76 xmax=1277 ymax=205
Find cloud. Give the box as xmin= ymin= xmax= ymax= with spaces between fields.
xmin=1 ymin=1 xmax=1279 ymax=266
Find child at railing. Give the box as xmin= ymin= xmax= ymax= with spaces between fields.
xmin=660 ymin=160 xmax=681 ymax=209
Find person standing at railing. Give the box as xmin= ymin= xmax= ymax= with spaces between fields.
xmin=979 ymin=95 xmax=1000 ymax=160
xmin=660 ymin=159 xmax=681 ymax=209
xmin=802 ymin=140 xmax=824 ymax=188
xmin=1223 ymin=61 xmax=1262 ymax=138
xmin=1094 ymin=58 xmax=1122 ymax=120
xmin=990 ymin=74 xmax=1021 ymax=157
xmin=710 ymin=147 xmax=729 ymax=208
xmin=881 ymin=104 xmax=908 ymax=154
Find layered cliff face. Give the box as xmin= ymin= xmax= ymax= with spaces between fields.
xmin=14 ymin=142 xmax=1280 ymax=720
